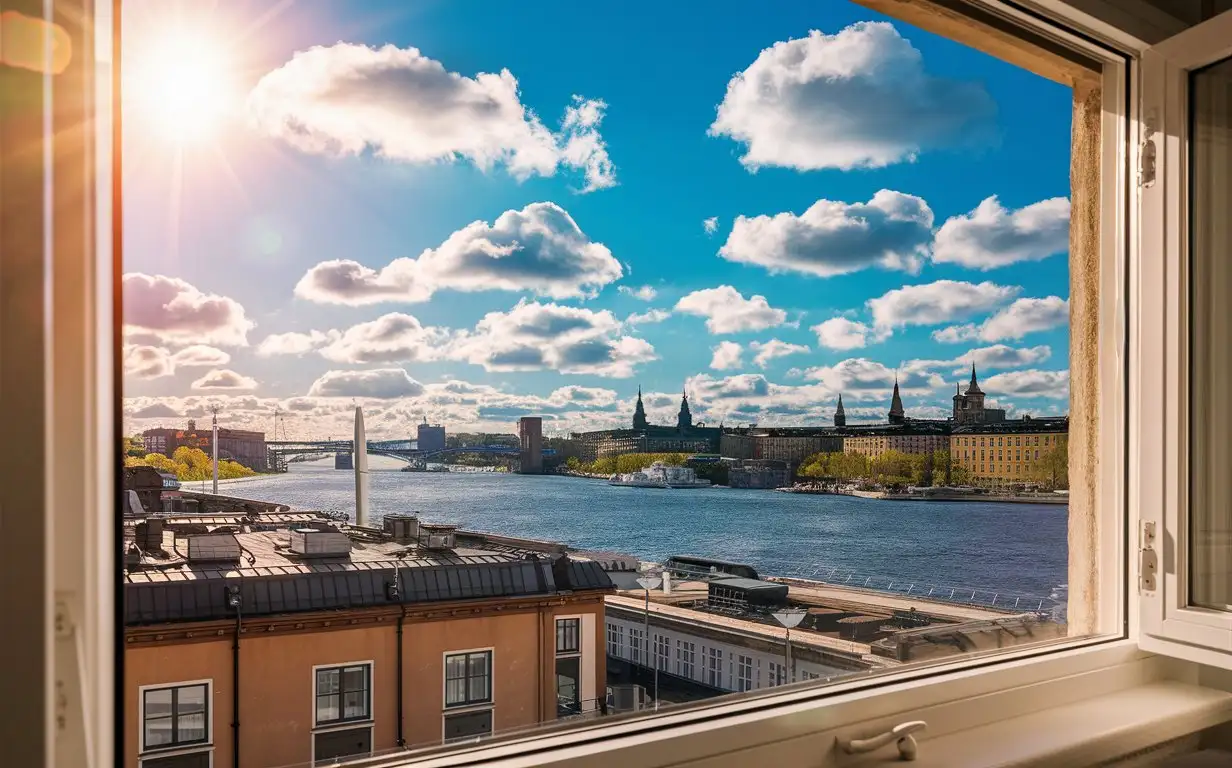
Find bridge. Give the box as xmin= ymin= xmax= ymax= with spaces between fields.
xmin=266 ymin=440 xmax=555 ymax=468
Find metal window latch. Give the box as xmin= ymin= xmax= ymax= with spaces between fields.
xmin=838 ymin=721 xmax=927 ymax=761
xmin=1139 ymin=109 xmax=1158 ymax=188
xmin=1140 ymin=521 xmax=1158 ymax=594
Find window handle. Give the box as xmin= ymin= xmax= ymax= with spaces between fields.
xmin=838 ymin=720 xmax=927 ymax=761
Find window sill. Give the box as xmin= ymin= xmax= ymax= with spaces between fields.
xmin=362 ymin=643 xmax=1232 ymax=767
xmin=882 ymin=680 xmax=1232 ymax=767
xmin=313 ymin=719 xmax=375 ymax=734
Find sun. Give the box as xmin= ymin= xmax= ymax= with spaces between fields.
xmin=127 ymin=30 xmax=237 ymax=144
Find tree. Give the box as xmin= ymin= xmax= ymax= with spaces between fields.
xmin=1031 ymin=437 xmax=1069 ymax=489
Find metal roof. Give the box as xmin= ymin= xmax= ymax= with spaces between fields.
xmin=123 ymin=559 xmax=609 ymax=625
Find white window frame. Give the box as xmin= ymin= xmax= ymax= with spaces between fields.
xmin=137 ymin=679 xmax=214 ymax=766
xmin=48 ymin=0 xmax=1232 ymax=766
xmin=442 ymin=647 xmax=495 ymax=711
xmin=1137 ymin=8 xmax=1232 ymax=667
xmin=310 ymin=661 xmax=375 ymax=766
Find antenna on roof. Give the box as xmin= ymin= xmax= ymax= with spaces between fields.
xmin=208 ymin=403 xmax=222 ymax=494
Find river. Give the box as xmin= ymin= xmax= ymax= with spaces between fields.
xmin=204 ymin=457 xmax=1069 ymax=612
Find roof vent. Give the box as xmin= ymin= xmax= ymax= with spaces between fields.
xmin=135 ymin=517 xmax=166 ymax=551
xmin=185 ymin=533 xmax=242 ymax=564
xmin=383 ymin=514 xmax=420 ymax=543
xmin=288 ymin=528 xmax=352 ymax=558
xmin=419 ymin=524 xmax=457 ymax=551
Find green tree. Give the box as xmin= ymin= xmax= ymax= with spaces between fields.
xmin=1031 ymin=437 xmax=1069 ymax=489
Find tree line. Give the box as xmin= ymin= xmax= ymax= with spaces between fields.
xmin=124 ymin=440 xmax=258 ymax=481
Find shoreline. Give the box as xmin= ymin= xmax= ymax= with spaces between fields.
xmin=779 ymin=485 xmax=1069 ymax=505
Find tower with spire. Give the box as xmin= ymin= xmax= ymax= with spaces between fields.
xmin=888 ymin=376 xmax=906 ymax=424
xmin=632 ymin=387 xmax=649 ymax=430
xmin=951 ymin=364 xmax=1003 ymax=425
xmin=677 ymin=387 xmax=693 ymax=430
xmin=833 ymin=394 xmax=846 ymax=427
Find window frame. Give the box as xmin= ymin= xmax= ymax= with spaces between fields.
xmin=137 ymin=680 xmax=213 ymax=756
xmin=558 ymin=618 xmax=581 ymax=656
xmin=443 ymin=648 xmax=495 ymax=710
xmin=311 ymin=661 xmax=374 ymax=728
xmin=1137 ymin=8 xmax=1232 ymax=666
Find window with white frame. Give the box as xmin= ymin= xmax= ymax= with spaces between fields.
xmin=706 ymin=647 xmax=723 ymax=688
xmin=556 ymin=619 xmax=583 ymax=717
xmin=675 ymin=640 xmax=696 ymax=679
xmin=654 ymin=634 xmax=670 ymax=672
xmin=735 ymin=655 xmax=754 ymax=693
xmin=444 ymin=651 xmax=492 ymax=708
xmin=628 ymin=627 xmax=644 ymax=664
xmin=314 ymin=663 xmax=372 ymax=726
xmin=33 ymin=1 xmax=1182 ymax=768
xmin=766 ymin=661 xmax=787 ymax=688
xmin=141 ymin=682 xmax=209 ymax=752
xmin=605 ymin=622 xmax=623 ymax=657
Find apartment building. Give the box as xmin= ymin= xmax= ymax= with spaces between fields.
xmin=950 ymin=417 xmax=1070 ymax=483
xmin=124 ymin=512 xmax=614 ymax=768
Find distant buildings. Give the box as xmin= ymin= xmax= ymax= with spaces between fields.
xmin=570 ymin=389 xmax=721 ymax=462
xmin=518 ymin=416 xmax=544 ymax=474
xmin=142 ymin=419 xmax=268 ymax=471
xmin=416 ymin=419 xmax=446 ymax=454
xmin=570 ymin=369 xmax=1068 ymax=486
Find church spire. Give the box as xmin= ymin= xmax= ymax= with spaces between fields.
xmin=676 ymin=386 xmax=693 ymax=430
xmin=834 ymin=393 xmax=847 ymax=428
xmin=888 ymin=376 xmax=905 ymax=424
xmin=966 ymin=363 xmax=984 ymax=395
xmin=632 ymin=386 xmax=648 ymax=430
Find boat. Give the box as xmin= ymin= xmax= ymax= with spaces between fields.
xmin=609 ymin=461 xmax=712 ymax=489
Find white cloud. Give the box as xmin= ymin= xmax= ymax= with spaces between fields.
xmin=308 ymin=368 xmax=425 ymax=399
xmin=618 ymin=285 xmax=657 ymax=301
xmin=812 ymin=317 xmax=889 ymax=351
xmin=981 ymin=369 xmax=1070 ymax=399
xmin=867 ymin=280 xmax=1019 ymax=330
xmin=749 ymin=339 xmax=810 ymax=368
xmin=903 ymin=344 xmax=1052 ymax=377
xmin=123 ymin=273 xmax=255 ymax=346
xmin=123 ymin=344 xmax=232 ymax=379
xmin=249 ymin=43 xmax=615 ymax=191
xmin=708 ymin=22 xmax=995 ymax=171
xmin=170 ymin=345 xmax=232 ymax=367
xmin=124 ymin=346 xmax=173 ymax=379
xmin=449 ymin=300 xmax=656 ymax=378
xmin=319 ymin=313 xmax=452 ymax=364
xmin=710 ymin=341 xmax=744 ymax=370
xmin=932 ymin=296 xmax=1069 ymax=343
xmin=294 ymin=202 xmax=622 ymax=305
xmin=720 ymin=190 xmax=933 ymax=278
xmin=703 ymin=217 xmax=719 ymax=235
xmin=626 ymin=309 xmax=671 ymax=326
xmin=674 ymin=286 xmax=787 ymax=334
xmin=191 ymin=369 xmax=259 ymax=391
xmin=256 ymin=330 xmax=333 ymax=357
xmin=805 ymin=357 xmax=943 ymax=400
xmin=933 ymin=196 xmax=1070 ymax=269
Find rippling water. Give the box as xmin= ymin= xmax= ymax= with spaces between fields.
xmin=211 ymin=457 xmax=1070 ymax=607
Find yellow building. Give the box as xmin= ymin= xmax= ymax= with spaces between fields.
xmin=949 ymin=418 xmax=1069 ymax=483
xmin=843 ymin=431 xmax=951 ymax=459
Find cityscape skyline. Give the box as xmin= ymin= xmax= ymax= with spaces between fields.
xmin=121 ymin=0 xmax=1072 ymax=441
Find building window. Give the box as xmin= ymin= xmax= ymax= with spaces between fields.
xmin=735 ymin=655 xmax=753 ymax=693
xmin=141 ymin=682 xmax=209 ymax=752
xmin=675 ymin=640 xmax=696 ymax=679
xmin=557 ymin=617 xmax=580 ymax=654
xmin=767 ymin=661 xmax=787 ymax=687
xmin=654 ymin=634 xmax=670 ymax=671
xmin=706 ymin=648 xmax=723 ymax=688
xmin=315 ymin=663 xmax=372 ymax=726
xmin=445 ymin=651 xmax=492 ymax=708
xmin=628 ymin=627 xmax=644 ymax=664
xmin=606 ymin=622 xmax=624 ymax=657
xmin=443 ymin=709 xmax=493 ymax=743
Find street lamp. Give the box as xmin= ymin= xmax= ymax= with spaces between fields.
xmin=771 ymin=608 xmax=807 ymax=684
xmin=636 ymin=575 xmax=662 ymax=710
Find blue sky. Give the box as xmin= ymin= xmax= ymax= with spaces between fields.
xmin=121 ymin=0 xmax=1072 ymax=439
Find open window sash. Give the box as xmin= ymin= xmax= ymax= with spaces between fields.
xmin=1138 ymin=8 xmax=1232 ymax=666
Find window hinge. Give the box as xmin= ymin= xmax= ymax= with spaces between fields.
xmin=1139 ymin=521 xmax=1158 ymax=594
xmin=1139 ymin=109 xmax=1158 ymax=188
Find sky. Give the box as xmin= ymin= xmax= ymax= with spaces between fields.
xmin=121 ymin=0 xmax=1073 ymax=441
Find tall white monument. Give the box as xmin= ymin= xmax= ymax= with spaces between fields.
xmin=354 ymin=405 xmax=370 ymax=527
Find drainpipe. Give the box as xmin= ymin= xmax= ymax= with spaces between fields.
xmin=392 ymin=561 xmax=406 ymax=747
xmin=227 ymin=585 xmax=242 ymax=768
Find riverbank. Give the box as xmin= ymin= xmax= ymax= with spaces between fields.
xmin=779 ymin=484 xmax=1069 ymax=505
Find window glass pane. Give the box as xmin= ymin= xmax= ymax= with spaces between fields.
xmin=144 ymin=715 xmax=174 ymax=748
xmin=316 ymin=694 xmax=340 ymax=723
xmin=1191 ymin=55 xmax=1232 ymax=611
xmin=343 ymin=690 xmax=367 ymax=719
xmin=317 ymin=669 xmax=339 ymax=696
xmin=176 ymin=711 xmax=206 ymax=742
xmin=342 ymin=666 xmax=367 ymax=693
xmin=177 ymin=685 xmax=206 ymax=714
xmin=144 ymin=688 xmax=173 ymax=719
